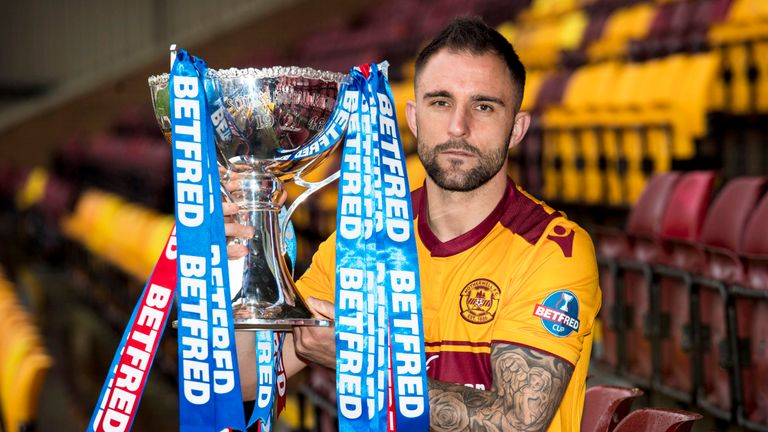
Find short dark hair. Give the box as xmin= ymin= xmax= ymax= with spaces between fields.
xmin=414 ymin=16 xmax=526 ymax=112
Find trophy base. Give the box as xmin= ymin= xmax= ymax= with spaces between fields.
xmin=171 ymin=302 xmax=330 ymax=331
xmin=232 ymin=302 xmax=330 ymax=331
xmin=170 ymin=318 xmax=330 ymax=332
xmin=234 ymin=317 xmax=330 ymax=331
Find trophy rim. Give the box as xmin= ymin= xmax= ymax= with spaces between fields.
xmin=147 ymin=65 xmax=347 ymax=86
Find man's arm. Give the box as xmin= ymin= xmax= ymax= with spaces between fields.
xmin=290 ymin=299 xmax=574 ymax=431
xmin=428 ymin=343 xmax=573 ymax=432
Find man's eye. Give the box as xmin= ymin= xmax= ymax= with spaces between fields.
xmin=476 ymin=104 xmax=494 ymax=112
xmin=431 ymin=100 xmax=449 ymax=107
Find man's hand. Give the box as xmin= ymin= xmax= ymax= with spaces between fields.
xmin=292 ymin=297 xmax=336 ymax=369
xmin=222 ymin=176 xmax=250 ymax=259
xmin=224 ymin=200 xmax=252 ymax=259
xmin=222 ymin=175 xmax=287 ymax=259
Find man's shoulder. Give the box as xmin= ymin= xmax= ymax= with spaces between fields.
xmin=499 ymin=183 xmax=594 ymax=256
xmin=499 ymin=183 xmax=563 ymax=245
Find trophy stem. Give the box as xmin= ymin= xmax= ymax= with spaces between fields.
xmin=231 ymin=173 xmax=328 ymax=330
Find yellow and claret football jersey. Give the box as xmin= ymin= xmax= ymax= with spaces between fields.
xmin=296 ymin=179 xmax=601 ymax=432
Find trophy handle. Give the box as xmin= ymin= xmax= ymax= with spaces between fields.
xmin=279 ymin=169 xmax=341 ymax=256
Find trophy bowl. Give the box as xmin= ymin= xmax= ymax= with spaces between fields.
xmin=148 ymin=66 xmax=348 ymax=330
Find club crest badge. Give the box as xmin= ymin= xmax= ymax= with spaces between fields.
xmin=533 ymin=290 xmax=580 ymax=337
xmin=459 ymin=279 xmax=501 ymax=324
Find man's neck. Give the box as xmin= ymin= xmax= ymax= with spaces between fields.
xmin=424 ymin=173 xmax=508 ymax=243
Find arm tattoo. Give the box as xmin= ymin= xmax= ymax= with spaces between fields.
xmin=428 ymin=343 xmax=574 ymax=432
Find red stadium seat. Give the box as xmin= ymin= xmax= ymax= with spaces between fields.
xmin=659 ymin=171 xmax=716 ymax=245
xmin=695 ymin=177 xmax=766 ymax=418
xmin=594 ymin=172 xmax=680 ymax=370
xmin=613 ymin=408 xmax=703 ymax=432
xmin=625 ymin=171 xmax=714 ymax=390
xmin=581 ymin=385 xmax=643 ymax=432
xmin=734 ymin=191 xmax=768 ymax=429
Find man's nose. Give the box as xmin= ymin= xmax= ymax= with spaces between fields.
xmin=447 ymin=107 xmax=469 ymax=138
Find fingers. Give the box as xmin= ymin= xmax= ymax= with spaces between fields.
xmin=223 ymin=177 xmax=241 ymax=193
xmin=225 ymin=220 xmax=252 ymax=260
xmin=306 ymin=297 xmax=335 ymax=320
xmin=222 ymin=202 xmax=240 ymax=217
xmin=227 ymin=243 xmax=248 ymax=259
xmin=225 ymin=221 xmax=253 ymax=239
xmin=293 ymin=324 xmax=336 ymax=369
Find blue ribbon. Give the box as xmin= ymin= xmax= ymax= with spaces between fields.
xmin=374 ymin=65 xmax=429 ymax=431
xmin=334 ymin=64 xmax=429 ymax=432
xmin=248 ymin=331 xmax=285 ymax=431
xmin=170 ymin=49 xmax=245 ymax=432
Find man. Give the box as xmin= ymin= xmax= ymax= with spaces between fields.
xmin=227 ymin=17 xmax=600 ymax=432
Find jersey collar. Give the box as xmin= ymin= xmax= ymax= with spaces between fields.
xmin=417 ymin=178 xmax=513 ymax=257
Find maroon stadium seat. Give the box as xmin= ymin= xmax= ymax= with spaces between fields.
xmin=685 ymin=0 xmax=733 ymax=51
xmin=655 ymin=171 xmax=717 ymax=400
xmin=594 ymin=172 xmax=680 ymax=370
xmin=658 ymin=171 xmax=716 ymax=245
xmin=734 ymin=192 xmax=768 ymax=428
xmin=581 ymin=385 xmax=643 ymax=432
xmin=613 ymin=408 xmax=702 ymax=432
xmin=695 ymin=177 xmax=767 ymax=418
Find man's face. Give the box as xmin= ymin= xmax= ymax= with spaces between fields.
xmin=408 ymin=50 xmax=520 ymax=192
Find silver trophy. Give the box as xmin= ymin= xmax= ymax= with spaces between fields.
xmin=148 ymin=64 xmax=349 ymax=330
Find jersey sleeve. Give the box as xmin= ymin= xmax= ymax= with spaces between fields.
xmin=493 ymin=220 xmax=601 ymax=367
xmin=295 ymin=231 xmax=337 ymax=304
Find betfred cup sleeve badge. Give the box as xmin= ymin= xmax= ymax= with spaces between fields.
xmin=533 ymin=290 xmax=580 ymax=337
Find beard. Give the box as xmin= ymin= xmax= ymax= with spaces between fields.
xmin=418 ymin=137 xmax=509 ymax=192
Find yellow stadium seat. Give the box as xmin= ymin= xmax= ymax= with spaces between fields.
xmin=710 ymin=0 xmax=768 ymax=114
xmin=146 ymin=216 xmax=175 ymax=265
xmin=580 ymin=127 xmax=604 ymax=204
xmin=599 ymin=127 xmax=624 ymax=206
xmin=405 ymin=153 xmax=426 ymax=192
xmin=15 ymin=168 xmax=48 ymax=211
xmin=496 ymin=21 xmax=518 ymax=44
xmin=558 ymin=128 xmax=582 ymax=202
xmin=541 ymin=127 xmax=564 ymax=201
xmin=389 ymin=79 xmax=416 ymax=153
xmin=755 ymin=40 xmax=768 ymax=112
xmin=521 ymin=0 xmax=579 ymax=21
xmin=7 ymin=353 xmax=52 ymax=432
xmin=559 ymin=10 xmax=589 ymax=52
xmin=544 ymin=62 xmax=621 ymax=204
xmin=621 ymin=126 xmax=647 ymax=204
xmin=673 ymin=53 xmax=720 ymax=155
xmin=647 ymin=125 xmax=673 ymax=175
xmin=521 ymin=70 xmax=549 ymax=112
xmin=1 ymin=332 xmax=41 ymax=414
xmin=588 ymin=3 xmax=655 ymax=61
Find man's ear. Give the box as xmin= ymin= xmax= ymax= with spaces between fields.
xmin=405 ymin=100 xmax=418 ymax=138
xmin=508 ymin=111 xmax=532 ymax=150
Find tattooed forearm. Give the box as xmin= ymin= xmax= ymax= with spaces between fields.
xmin=428 ymin=343 xmax=574 ymax=432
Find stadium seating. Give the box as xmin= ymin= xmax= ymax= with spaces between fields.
xmin=732 ymin=191 xmax=768 ymax=429
xmin=0 ymin=271 xmax=52 ymax=432
xmin=624 ymin=171 xmax=714 ymax=390
xmin=594 ymin=172 xmax=681 ymax=370
xmin=8 ymin=0 xmax=768 ymax=429
xmin=581 ymin=385 xmax=643 ymax=432
xmin=693 ymin=177 xmax=767 ymax=419
xmin=653 ymin=171 xmax=717 ymax=401
xmin=612 ymin=408 xmax=703 ymax=432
